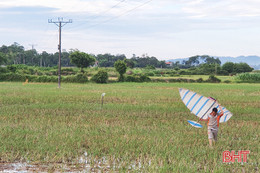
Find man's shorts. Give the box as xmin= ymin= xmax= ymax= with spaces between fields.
xmin=208 ymin=128 xmax=218 ymax=141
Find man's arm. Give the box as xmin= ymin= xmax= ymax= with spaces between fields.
xmin=199 ymin=117 xmax=209 ymax=121
xmin=218 ymin=104 xmax=224 ymax=117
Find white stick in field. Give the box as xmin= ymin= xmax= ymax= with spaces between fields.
xmin=101 ymin=93 xmax=106 ymax=109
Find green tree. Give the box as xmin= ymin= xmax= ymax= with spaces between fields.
xmin=91 ymin=70 xmax=108 ymax=83
xmin=0 ymin=52 xmax=6 ymax=65
xmin=222 ymin=62 xmax=235 ymax=74
xmin=7 ymin=42 xmax=25 ymax=65
xmin=124 ymin=59 xmax=135 ymax=68
xmin=185 ymin=55 xmax=200 ymax=67
xmin=96 ymin=53 xmax=126 ymax=67
xmin=234 ymin=63 xmax=254 ymax=73
xmin=24 ymin=49 xmax=38 ymax=66
xmin=198 ymin=64 xmax=220 ymax=75
xmin=114 ymin=60 xmax=127 ymax=82
xmin=69 ymin=51 xmax=96 ymax=72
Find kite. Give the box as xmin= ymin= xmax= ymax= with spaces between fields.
xmin=179 ymin=88 xmax=233 ymax=128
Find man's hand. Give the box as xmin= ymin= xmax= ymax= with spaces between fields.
xmin=199 ymin=118 xmax=208 ymax=121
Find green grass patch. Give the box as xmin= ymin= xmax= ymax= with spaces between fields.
xmin=0 ymin=82 xmax=259 ymax=172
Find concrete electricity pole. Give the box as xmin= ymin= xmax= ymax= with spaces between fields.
xmin=48 ymin=17 xmax=72 ymax=88
xmin=28 ymin=44 xmax=37 ymax=65
xmin=29 ymin=44 xmax=37 ymax=50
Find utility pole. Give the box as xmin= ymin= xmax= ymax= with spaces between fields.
xmin=48 ymin=17 xmax=72 ymax=88
xmin=28 ymin=44 xmax=37 ymax=65
xmin=29 ymin=44 xmax=37 ymax=50
xmin=215 ymin=63 xmax=217 ymax=75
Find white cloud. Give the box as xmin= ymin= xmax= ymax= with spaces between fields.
xmin=182 ymin=0 xmax=260 ymax=18
xmin=0 ymin=0 xmax=144 ymax=16
xmin=1 ymin=0 xmax=260 ymax=18
xmin=1 ymin=0 xmax=260 ymax=59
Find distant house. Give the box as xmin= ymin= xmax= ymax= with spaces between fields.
xmin=92 ymin=61 xmax=99 ymax=67
xmin=165 ymin=61 xmax=172 ymax=67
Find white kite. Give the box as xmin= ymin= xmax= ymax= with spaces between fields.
xmin=179 ymin=88 xmax=233 ymax=127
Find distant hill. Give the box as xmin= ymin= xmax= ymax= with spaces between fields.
xmin=167 ymin=56 xmax=260 ymax=70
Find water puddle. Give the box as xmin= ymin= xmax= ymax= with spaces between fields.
xmin=0 ymin=163 xmax=36 ymax=173
xmin=0 ymin=152 xmax=150 ymax=172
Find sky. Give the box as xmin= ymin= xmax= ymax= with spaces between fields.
xmin=0 ymin=0 xmax=260 ymax=60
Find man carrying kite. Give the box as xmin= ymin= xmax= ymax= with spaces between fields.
xmin=200 ymin=105 xmax=224 ymax=148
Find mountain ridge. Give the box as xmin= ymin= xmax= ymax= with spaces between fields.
xmin=166 ymin=55 xmax=260 ymax=70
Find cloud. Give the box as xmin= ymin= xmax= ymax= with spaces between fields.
xmin=0 ymin=0 xmax=143 ymax=15
xmin=1 ymin=0 xmax=260 ymax=59
xmin=182 ymin=0 xmax=260 ymax=18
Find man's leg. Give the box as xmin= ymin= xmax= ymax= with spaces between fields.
xmin=209 ymin=139 xmax=213 ymax=147
xmin=208 ymin=129 xmax=214 ymax=148
xmin=213 ymin=130 xmax=218 ymax=145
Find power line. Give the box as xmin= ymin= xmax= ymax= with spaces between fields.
xmin=48 ymin=17 xmax=72 ymax=88
xmin=42 ymin=0 xmax=152 ymax=54
xmin=84 ymin=0 xmax=127 ymax=21
xmin=67 ymin=0 xmax=152 ymax=31
xmin=88 ymin=0 xmax=153 ymax=28
xmin=63 ymin=0 xmax=126 ymax=20
xmin=66 ymin=0 xmax=127 ymax=31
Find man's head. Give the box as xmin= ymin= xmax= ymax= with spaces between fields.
xmin=212 ymin=108 xmax=218 ymax=116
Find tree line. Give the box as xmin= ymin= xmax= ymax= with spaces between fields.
xmin=0 ymin=43 xmax=166 ymax=68
xmin=0 ymin=43 xmax=254 ymax=75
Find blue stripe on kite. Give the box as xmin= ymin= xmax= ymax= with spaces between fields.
xmin=224 ymin=114 xmax=228 ymax=122
xmin=200 ymin=101 xmax=216 ymax=119
xmin=215 ymin=105 xmax=220 ymax=112
xmin=218 ymin=107 xmax=225 ymax=113
xmin=196 ymin=99 xmax=210 ymax=116
xmin=186 ymin=93 xmax=197 ymax=106
xmin=182 ymin=90 xmax=190 ymax=100
xmin=187 ymin=121 xmax=203 ymax=128
xmin=191 ymin=96 xmax=203 ymax=112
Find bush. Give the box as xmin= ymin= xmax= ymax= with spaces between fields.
xmin=235 ymin=73 xmax=260 ymax=82
xmin=125 ymin=74 xmax=151 ymax=82
xmin=145 ymin=65 xmax=156 ymax=70
xmin=114 ymin=60 xmax=127 ymax=82
xmin=196 ymin=78 xmax=204 ymax=83
xmin=153 ymin=70 xmax=163 ymax=75
xmin=28 ymin=76 xmax=56 ymax=83
xmin=50 ymin=70 xmax=58 ymax=75
xmin=26 ymin=75 xmax=37 ymax=82
xmin=0 ymin=73 xmax=26 ymax=81
xmin=10 ymin=64 xmax=29 ymax=70
xmin=206 ymin=75 xmax=221 ymax=83
xmin=0 ymin=67 xmax=9 ymax=73
xmin=91 ymin=70 xmax=108 ymax=83
xmin=151 ymin=78 xmax=196 ymax=83
xmin=139 ymin=74 xmax=151 ymax=82
xmin=28 ymin=68 xmax=35 ymax=75
xmin=63 ymin=73 xmax=88 ymax=83
xmin=223 ymin=80 xmax=231 ymax=83
xmin=169 ymin=71 xmax=177 ymax=76
xmin=219 ymin=70 xmax=229 ymax=76
xmin=61 ymin=68 xmax=76 ymax=75
xmin=126 ymin=70 xmax=133 ymax=75
xmin=144 ymin=72 xmax=155 ymax=76
xmin=7 ymin=65 xmax=17 ymax=73
xmin=125 ymin=75 xmax=138 ymax=82
xmin=178 ymin=70 xmax=186 ymax=75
